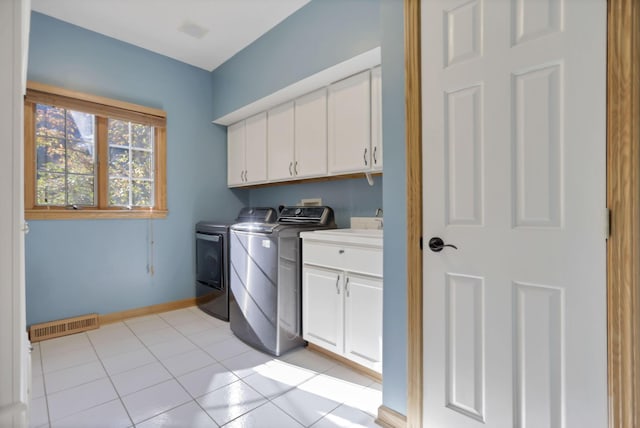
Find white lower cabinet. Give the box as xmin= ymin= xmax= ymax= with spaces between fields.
xmin=301 ymin=231 xmax=383 ymax=373
xmin=343 ymin=273 xmax=382 ymax=370
xmin=303 ymin=266 xmax=343 ymax=354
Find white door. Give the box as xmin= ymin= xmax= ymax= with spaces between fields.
xmin=295 ymin=88 xmax=327 ymax=179
xmin=302 ymin=266 xmax=344 ymax=354
xmin=328 ymin=70 xmax=371 ymax=174
xmin=0 ymin=0 xmax=29 ymax=425
xmin=343 ymin=273 xmax=383 ymax=372
xmin=267 ymin=102 xmax=295 ymax=181
xmin=422 ymin=1 xmax=606 ymax=427
xmin=227 ymin=121 xmax=245 ymax=186
xmin=244 ymin=112 xmax=267 ymax=184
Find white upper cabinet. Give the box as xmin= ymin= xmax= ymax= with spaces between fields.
xmin=227 ymin=121 xmax=246 ymax=187
xmin=328 ymin=70 xmax=371 ymax=174
xmin=267 ymin=102 xmax=295 ymax=181
xmin=227 ymin=64 xmax=382 ymax=188
xmin=244 ymin=113 xmax=268 ymax=184
xmin=227 ymin=113 xmax=267 ymax=187
xmin=371 ymin=66 xmax=383 ymax=170
xmin=294 ymin=88 xmax=328 ymax=179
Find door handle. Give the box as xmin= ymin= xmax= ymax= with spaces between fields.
xmin=428 ymin=237 xmax=458 ymax=252
xmin=364 ymin=148 xmax=368 ymax=166
xmin=336 ymin=275 xmax=340 ymax=294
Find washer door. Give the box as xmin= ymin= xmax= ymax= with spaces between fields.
xmin=196 ymin=233 xmax=224 ymax=289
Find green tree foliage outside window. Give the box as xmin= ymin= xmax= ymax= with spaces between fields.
xmin=35 ymin=104 xmax=95 ymax=206
xmin=108 ymin=119 xmax=154 ymax=207
xmin=34 ymin=104 xmax=155 ymax=208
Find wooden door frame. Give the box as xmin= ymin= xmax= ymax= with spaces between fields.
xmin=404 ymin=0 xmax=640 ymax=427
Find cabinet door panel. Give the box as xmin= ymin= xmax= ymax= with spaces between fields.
xmin=344 ymin=274 xmax=382 ymax=371
xmin=227 ymin=121 xmax=246 ymax=187
xmin=328 ymin=70 xmax=371 ymax=174
xmin=267 ymin=102 xmax=295 ymax=181
xmin=371 ymin=66 xmax=383 ymax=170
xmin=244 ymin=112 xmax=268 ymax=184
xmin=302 ymin=266 xmax=343 ymax=354
xmin=295 ymin=89 xmax=327 ymax=178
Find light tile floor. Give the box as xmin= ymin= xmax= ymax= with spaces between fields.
xmin=29 ymin=307 xmax=382 ymax=428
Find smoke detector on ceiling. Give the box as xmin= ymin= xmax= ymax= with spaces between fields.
xmin=178 ymin=21 xmax=209 ymax=39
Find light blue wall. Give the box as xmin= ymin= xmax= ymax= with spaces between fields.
xmin=209 ymin=0 xmax=384 ymax=228
xmin=248 ymin=177 xmax=383 ymax=228
xmin=27 ymin=0 xmax=409 ymax=415
xmin=25 ymin=12 xmax=247 ymax=326
xmin=380 ymin=0 xmax=407 ymax=414
xmin=211 ymin=0 xmax=381 ymax=120
xmin=210 ymin=0 xmax=407 ymax=414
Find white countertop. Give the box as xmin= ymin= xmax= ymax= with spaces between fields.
xmin=300 ymin=228 xmax=383 ymax=247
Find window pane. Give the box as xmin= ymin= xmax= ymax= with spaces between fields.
xmin=109 ymin=147 xmax=130 ymax=177
xmin=132 ymin=124 xmax=152 ymax=149
xmin=67 ymin=139 xmax=95 ymax=175
xmin=66 ymin=110 xmax=95 ymax=142
xmin=131 ymin=150 xmax=152 ymax=179
xmin=36 ymin=104 xmax=65 ymax=138
xmin=36 ymin=136 xmax=66 ymax=173
xmin=67 ymin=174 xmax=95 ymax=206
xmin=107 ymin=120 xmax=155 ymax=208
xmin=132 ymin=180 xmax=152 ymax=207
xmin=108 ymin=119 xmax=130 ymax=147
xmin=109 ymin=178 xmax=130 ymax=206
xmin=36 ymin=172 xmax=65 ymax=205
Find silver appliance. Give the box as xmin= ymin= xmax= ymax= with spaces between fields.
xmin=229 ymin=206 xmax=336 ymax=356
xmin=195 ymin=207 xmax=276 ymax=321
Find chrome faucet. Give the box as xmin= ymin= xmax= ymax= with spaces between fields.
xmin=375 ymin=208 xmax=383 ymax=229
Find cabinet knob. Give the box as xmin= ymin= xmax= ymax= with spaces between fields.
xmin=339 ymin=249 xmax=345 ymax=254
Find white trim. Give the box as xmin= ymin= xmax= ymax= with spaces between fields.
xmin=212 ymin=47 xmax=381 ymax=125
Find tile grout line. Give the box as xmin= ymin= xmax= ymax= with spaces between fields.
xmin=85 ymin=327 xmax=136 ymax=428
xmin=36 ymin=308 xmax=380 ymax=427
xmin=119 ymin=316 xmax=195 ymax=426
xmin=33 ymin=342 xmax=53 ymax=428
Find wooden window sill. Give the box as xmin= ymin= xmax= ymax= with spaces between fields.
xmin=25 ymin=209 xmax=168 ymax=220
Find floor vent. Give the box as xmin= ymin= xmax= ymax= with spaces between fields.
xmin=29 ymin=313 xmax=99 ymax=342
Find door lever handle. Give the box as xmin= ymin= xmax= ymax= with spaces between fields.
xmin=428 ymin=237 xmax=458 ymax=252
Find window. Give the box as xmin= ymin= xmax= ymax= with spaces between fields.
xmin=24 ymin=82 xmax=167 ymax=219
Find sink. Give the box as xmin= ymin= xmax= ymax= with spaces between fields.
xmin=304 ymin=228 xmax=384 ymax=245
xmin=325 ymin=228 xmax=383 ymax=237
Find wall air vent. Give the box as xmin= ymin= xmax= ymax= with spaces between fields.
xmin=28 ymin=313 xmax=99 ymax=342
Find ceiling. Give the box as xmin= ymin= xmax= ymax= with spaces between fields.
xmin=31 ymin=0 xmax=310 ymax=72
